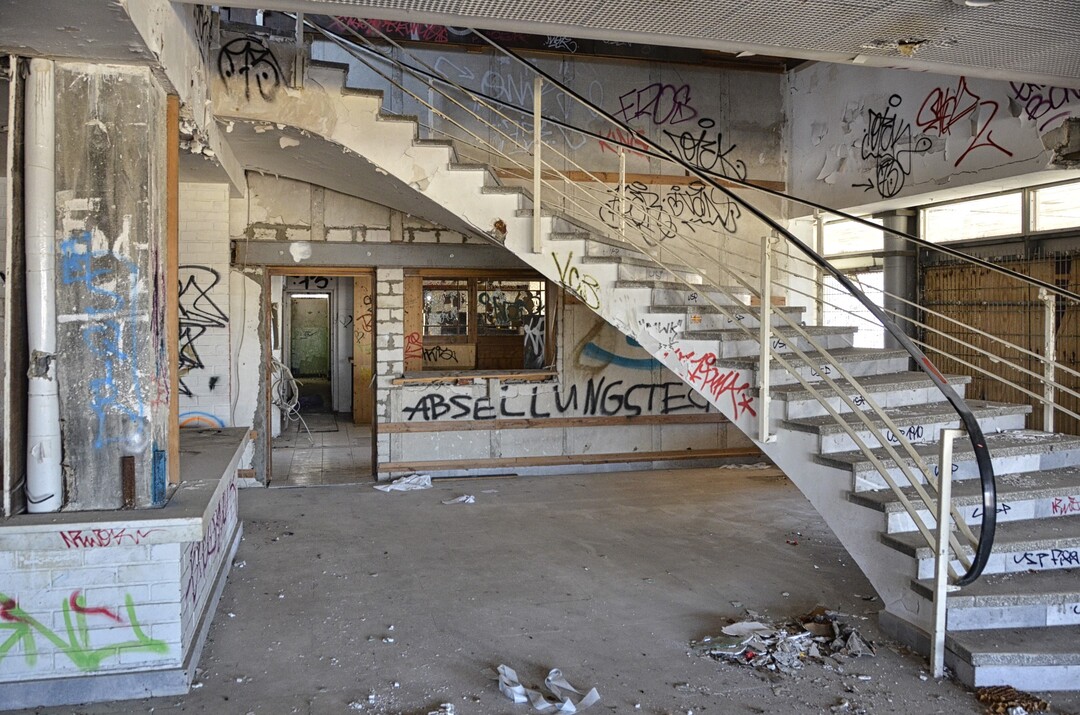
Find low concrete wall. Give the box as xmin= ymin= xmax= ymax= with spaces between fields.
xmin=0 ymin=428 xmax=249 ymax=709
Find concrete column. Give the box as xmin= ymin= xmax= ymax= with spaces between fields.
xmin=876 ymin=210 xmax=917 ymax=351
xmin=53 ymin=64 xmax=169 ymax=509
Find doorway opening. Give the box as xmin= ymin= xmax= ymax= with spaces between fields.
xmin=268 ymin=270 xmax=374 ymax=486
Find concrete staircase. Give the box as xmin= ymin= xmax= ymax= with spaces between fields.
xmin=213 ymin=49 xmax=1080 ymax=691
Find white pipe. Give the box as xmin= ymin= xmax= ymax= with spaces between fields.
xmin=25 ymin=58 xmax=62 ymax=513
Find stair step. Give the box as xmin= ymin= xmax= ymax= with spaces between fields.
xmin=768 ymin=375 xmax=972 ymax=421
xmin=786 ymin=400 xmax=1030 ymax=454
xmin=822 ymin=430 xmax=1080 ymax=492
xmin=911 ymin=569 xmax=1080 ymax=630
xmin=612 ymin=261 xmax=704 ymax=284
xmin=681 ymin=325 xmax=855 ymax=358
xmin=881 ymin=514 xmax=1080 ymax=578
xmin=945 ymin=626 xmax=1080 ymax=690
xmin=852 ymin=465 xmax=1080 ymax=532
xmin=639 ymin=306 xmax=805 ymax=334
xmin=724 ymin=348 xmax=914 ymax=388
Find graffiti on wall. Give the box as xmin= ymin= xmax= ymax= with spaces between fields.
xmin=181 ymin=479 xmax=238 ymax=610
xmin=1010 ymin=83 xmax=1080 ymax=133
xmin=401 ymin=376 xmax=711 ymax=421
xmin=218 ymin=36 xmax=283 ymax=100
xmin=598 ymin=181 xmax=741 ymax=243
xmin=916 ymin=76 xmax=1012 ymax=167
xmin=60 ymin=227 xmax=146 ymax=451
xmin=178 ymin=266 xmax=228 ymax=398
xmin=60 ymin=528 xmax=163 ymax=549
xmin=852 ymin=94 xmax=931 ymax=199
xmin=552 ymin=252 xmax=602 ymax=309
xmin=666 ymin=346 xmax=755 ymax=419
xmin=0 ymin=591 xmax=168 ymax=672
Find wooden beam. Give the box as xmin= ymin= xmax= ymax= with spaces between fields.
xmin=493 ymin=167 xmax=786 ymax=192
xmin=380 ymin=412 xmax=725 ymax=433
xmin=166 ymin=94 xmax=180 ymax=487
xmin=378 ymin=447 xmax=764 ymax=473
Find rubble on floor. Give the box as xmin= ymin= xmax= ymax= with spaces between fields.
xmin=976 ymin=685 xmax=1051 ymax=714
xmin=690 ymin=607 xmax=875 ymax=675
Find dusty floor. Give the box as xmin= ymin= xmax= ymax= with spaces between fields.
xmin=14 ymin=466 xmax=1080 ymax=714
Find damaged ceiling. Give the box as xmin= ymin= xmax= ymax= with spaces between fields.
xmin=179 ymin=0 xmax=1080 ymax=88
xmin=0 ymin=0 xmax=156 ymax=63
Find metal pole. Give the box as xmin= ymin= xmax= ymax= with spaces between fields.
xmin=1040 ymin=287 xmax=1057 ymax=432
xmin=294 ymin=13 xmax=305 ymax=88
xmin=759 ymin=236 xmax=776 ymax=443
xmin=931 ymin=427 xmax=964 ymax=678
xmin=532 ymin=76 xmax=543 ymax=254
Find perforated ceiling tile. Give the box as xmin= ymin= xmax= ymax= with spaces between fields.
xmin=307 ymin=0 xmax=1080 ymax=83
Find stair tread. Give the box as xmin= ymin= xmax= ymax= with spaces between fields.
xmin=768 ymin=370 xmax=969 ymax=398
xmin=785 ymin=399 xmax=1030 ymax=434
xmin=913 ymin=568 xmax=1080 ymax=605
xmin=947 ymin=625 xmax=1080 ymax=665
xmin=722 ymin=347 xmax=911 ymax=371
xmin=615 ymin=279 xmax=745 ymax=290
xmin=882 ymin=514 xmax=1080 ymax=557
xmin=822 ymin=430 xmax=1080 ymax=471
xmin=647 ymin=304 xmax=806 ymax=315
xmin=853 ymin=465 xmax=1080 ymax=513
xmin=682 ymin=324 xmax=855 ymax=339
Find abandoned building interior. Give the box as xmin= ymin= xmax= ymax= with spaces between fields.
xmin=1 ymin=0 xmax=1080 ymax=710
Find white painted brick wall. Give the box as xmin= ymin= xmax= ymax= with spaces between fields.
xmin=179 ymin=182 xmax=233 ymax=428
xmin=179 ymin=475 xmax=239 ymax=652
xmin=0 ymin=539 xmax=182 ymax=681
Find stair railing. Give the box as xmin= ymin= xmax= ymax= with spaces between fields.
xmin=301 ymin=16 xmax=1000 ymax=585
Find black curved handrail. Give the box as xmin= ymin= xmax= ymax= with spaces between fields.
xmin=466 ymin=30 xmax=996 ymax=585
xmin=304 ymin=16 xmax=1079 ymax=306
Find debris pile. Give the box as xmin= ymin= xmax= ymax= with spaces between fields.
xmin=690 ymin=607 xmax=875 ymax=675
xmin=976 ymin=685 xmax=1051 ymax=714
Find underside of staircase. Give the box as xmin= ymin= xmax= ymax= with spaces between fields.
xmin=214 ymin=45 xmax=1080 ymax=691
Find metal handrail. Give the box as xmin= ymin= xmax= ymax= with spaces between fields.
xmin=298 ymin=17 xmax=996 ymax=584
xmin=467 ymin=30 xmax=996 ymax=586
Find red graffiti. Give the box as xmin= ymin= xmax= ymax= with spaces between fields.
xmin=68 ymin=591 xmax=122 ymax=623
xmin=0 ymin=598 xmax=22 ymax=623
xmin=1051 ymin=495 xmax=1080 ymax=516
xmin=669 ymin=348 xmax=756 ymax=418
xmin=917 ymin=77 xmax=1012 ymax=167
xmin=60 ymin=527 xmax=163 ymax=549
xmin=404 ymin=331 xmax=424 ymax=363
xmin=598 ymin=127 xmax=649 ymax=157
xmin=182 ymin=480 xmax=238 ymax=608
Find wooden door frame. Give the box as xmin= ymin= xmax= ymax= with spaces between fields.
xmin=264 ymin=267 xmax=375 ymax=483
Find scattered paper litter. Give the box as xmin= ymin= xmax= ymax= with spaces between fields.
xmin=442 ymin=495 xmax=476 ymax=505
xmin=691 ymin=607 xmax=875 ymax=675
xmin=373 ymin=474 xmax=432 ymax=492
xmin=496 ymin=664 xmax=601 ymax=713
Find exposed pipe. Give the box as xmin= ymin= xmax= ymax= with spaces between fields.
xmin=24 ymin=58 xmax=62 ymax=513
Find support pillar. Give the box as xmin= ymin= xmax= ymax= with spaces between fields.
xmin=877 ymin=210 xmax=918 ymax=351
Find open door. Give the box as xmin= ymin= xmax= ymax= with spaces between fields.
xmin=353 ymin=275 xmax=373 ymax=424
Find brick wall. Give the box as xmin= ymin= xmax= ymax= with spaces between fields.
xmin=178 ymin=182 xmax=232 ymax=428
xmin=374 ymin=268 xmax=404 ymax=464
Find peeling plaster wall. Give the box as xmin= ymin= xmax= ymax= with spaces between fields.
xmin=54 ymin=63 xmax=169 ymax=510
xmin=242 ymin=174 xmax=482 ymax=244
xmin=788 ymin=63 xmax=1080 ymax=214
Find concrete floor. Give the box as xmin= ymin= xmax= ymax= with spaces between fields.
xmin=13 ymin=466 xmax=1080 ymax=714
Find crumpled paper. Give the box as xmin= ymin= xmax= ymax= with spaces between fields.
xmin=496 ymin=665 xmax=601 ymax=713
xmin=373 ymin=474 xmax=432 ymax=492
xmin=442 ymin=495 xmax=476 ymax=505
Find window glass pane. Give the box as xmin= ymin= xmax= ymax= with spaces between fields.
xmin=922 ymin=192 xmax=1022 ymax=242
xmin=1034 ymin=182 xmax=1080 ymax=232
xmin=476 ymin=280 xmax=546 ymax=336
xmin=822 ymin=218 xmax=883 ymax=256
xmin=423 ymin=280 xmax=469 ymax=336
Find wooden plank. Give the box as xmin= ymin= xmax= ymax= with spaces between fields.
xmin=423 ymin=342 xmax=475 ymax=369
xmin=166 ymin=94 xmax=181 ymax=486
xmin=378 ymin=447 xmax=763 ymax=473
xmin=393 ymin=370 xmax=557 ymax=385
xmin=353 ymin=274 xmax=374 ymax=425
xmin=403 ymin=275 xmax=423 ymax=372
xmin=380 ymin=412 xmax=726 ymax=433
xmin=493 ymin=167 xmax=786 ymax=192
